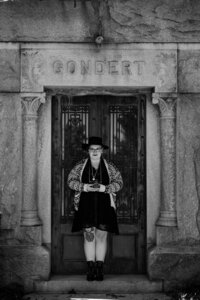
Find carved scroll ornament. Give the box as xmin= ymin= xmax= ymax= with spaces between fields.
xmin=21 ymin=93 xmax=46 ymax=117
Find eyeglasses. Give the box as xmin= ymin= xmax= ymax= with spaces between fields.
xmin=89 ymin=147 xmax=103 ymax=152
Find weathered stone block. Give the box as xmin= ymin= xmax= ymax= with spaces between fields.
xmin=176 ymin=95 xmax=200 ymax=241
xmin=156 ymin=227 xmax=179 ymax=245
xmin=0 ymin=245 xmax=50 ymax=290
xmin=0 ymin=94 xmax=22 ymax=229
xmin=1 ymin=0 xmax=200 ymax=43
xmin=178 ymin=45 xmax=200 ymax=92
xmin=16 ymin=227 xmax=42 ymax=245
xmin=148 ymin=246 xmax=200 ymax=284
xmin=0 ymin=45 xmax=20 ymax=92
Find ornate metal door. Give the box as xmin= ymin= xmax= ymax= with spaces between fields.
xmin=52 ymin=94 xmax=146 ymax=274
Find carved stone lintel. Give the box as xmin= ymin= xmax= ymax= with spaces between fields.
xmin=153 ymin=93 xmax=177 ymax=227
xmin=21 ymin=93 xmax=46 ymax=227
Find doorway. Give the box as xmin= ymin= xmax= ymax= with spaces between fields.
xmin=51 ymin=93 xmax=146 ymax=274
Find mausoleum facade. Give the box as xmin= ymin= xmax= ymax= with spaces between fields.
xmin=1 ymin=0 xmax=200 ymax=292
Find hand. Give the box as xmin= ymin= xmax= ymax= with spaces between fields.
xmin=86 ymin=184 xmax=100 ymax=192
xmin=83 ymin=184 xmax=106 ymax=192
xmin=98 ymin=184 xmax=106 ymax=192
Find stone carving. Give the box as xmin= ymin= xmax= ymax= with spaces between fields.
xmin=49 ymin=58 xmax=146 ymax=76
xmin=53 ymin=60 xmax=64 ymax=74
xmin=153 ymin=93 xmax=176 ymax=118
xmin=21 ymin=50 xmax=45 ymax=92
xmin=154 ymin=52 xmax=177 ymax=92
xmin=153 ymin=93 xmax=177 ymax=227
xmin=21 ymin=94 xmax=46 ymax=116
xmin=0 ymin=49 xmax=20 ymax=92
xmin=31 ymin=55 xmax=45 ymax=84
xmin=194 ymin=147 xmax=200 ymax=234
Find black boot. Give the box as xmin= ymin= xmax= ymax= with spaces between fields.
xmin=86 ymin=261 xmax=95 ymax=281
xmin=96 ymin=261 xmax=104 ymax=281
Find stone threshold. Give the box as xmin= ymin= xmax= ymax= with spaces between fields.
xmin=23 ymin=293 xmax=170 ymax=300
xmin=34 ymin=275 xmax=163 ymax=294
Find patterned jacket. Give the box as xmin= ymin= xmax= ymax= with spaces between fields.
xmin=67 ymin=158 xmax=123 ymax=211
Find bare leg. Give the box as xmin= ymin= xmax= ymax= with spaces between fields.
xmin=83 ymin=227 xmax=96 ymax=261
xmin=95 ymin=229 xmax=108 ymax=261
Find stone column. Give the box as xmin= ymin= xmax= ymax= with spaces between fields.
xmin=153 ymin=93 xmax=177 ymax=227
xmin=21 ymin=93 xmax=46 ymax=226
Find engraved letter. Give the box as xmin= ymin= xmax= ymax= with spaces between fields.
xmin=108 ymin=61 xmax=119 ymax=75
xmin=95 ymin=61 xmax=105 ymax=75
xmin=133 ymin=61 xmax=145 ymax=75
xmin=53 ymin=60 xmax=63 ymax=74
xmin=67 ymin=60 xmax=76 ymax=74
xmin=81 ymin=60 xmax=91 ymax=75
xmin=122 ymin=61 xmax=132 ymax=75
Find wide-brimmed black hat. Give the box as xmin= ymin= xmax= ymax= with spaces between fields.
xmin=82 ymin=136 xmax=109 ymax=150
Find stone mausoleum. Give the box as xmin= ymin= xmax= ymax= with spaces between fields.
xmin=1 ymin=0 xmax=200 ymax=293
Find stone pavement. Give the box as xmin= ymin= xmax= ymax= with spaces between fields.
xmin=23 ymin=293 xmax=171 ymax=300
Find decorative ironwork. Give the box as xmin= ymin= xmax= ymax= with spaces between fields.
xmin=109 ymin=104 xmax=139 ymax=223
xmin=137 ymin=96 xmax=146 ymax=229
xmin=61 ymin=96 xmax=90 ymax=218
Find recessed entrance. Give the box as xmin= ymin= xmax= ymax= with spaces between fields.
xmin=51 ymin=92 xmax=147 ymax=274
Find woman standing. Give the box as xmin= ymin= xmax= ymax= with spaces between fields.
xmin=67 ymin=136 xmax=123 ymax=281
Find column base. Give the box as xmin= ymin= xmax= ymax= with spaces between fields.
xmin=21 ymin=210 xmax=42 ymax=226
xmin=148 ymin=245 xmax=200 ymax=290
xmin=156 ymin=210 xmax=177 ymax=227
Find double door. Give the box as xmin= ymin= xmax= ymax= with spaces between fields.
xmin=52 ymin=93 xmax=146 ymax=274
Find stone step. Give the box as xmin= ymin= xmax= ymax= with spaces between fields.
xmin=24 ymin=293 xmax=170 ymax=300
xmin=34 ymin=275 xmax=163 ymax=294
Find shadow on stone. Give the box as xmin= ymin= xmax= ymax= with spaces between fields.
xmin=0 ymin=282 xmax=24 ymax=300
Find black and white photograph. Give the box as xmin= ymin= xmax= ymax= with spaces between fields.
xmin=0 ymin=1 xmax=200 ymax=299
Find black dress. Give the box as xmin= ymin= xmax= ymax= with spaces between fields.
xmin=72 ymin=158 xmax=119 ymax=234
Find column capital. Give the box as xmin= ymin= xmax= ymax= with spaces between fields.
xmin=21 ymin=93 xmax=46 ymax=116
xmin=152 ymin=93 xmax=178 ymax=118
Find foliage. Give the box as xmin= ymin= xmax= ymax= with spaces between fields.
xmin=168 ymin=286 xmax=200 ymax=300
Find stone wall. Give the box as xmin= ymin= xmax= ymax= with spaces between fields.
xmin=177 ymin=95 xmax=200 ymax=243
xmin=0 ymin=0 xmax=200 ymax=43
xmin=0 ymin=44 xmax=20 ymax=91
xmin=0 ymin=94 xmax=22 ymax=230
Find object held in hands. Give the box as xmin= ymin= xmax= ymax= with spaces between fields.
xmin=91 ymin=183 xmax=100 ymax=188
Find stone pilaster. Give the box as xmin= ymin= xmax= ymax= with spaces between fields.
xmin=153 ymin=93 xmax=177 ymax=227
xmin=21 ymin=93 xmax=46 ymax=226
